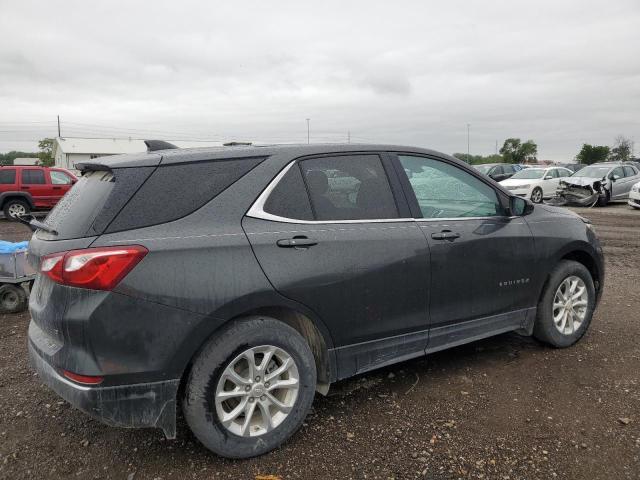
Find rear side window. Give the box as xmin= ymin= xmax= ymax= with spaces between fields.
xmin=106 ymin=157 xmax=264 ymax=232
xmin=299 ymin=155 xmax=399 ymax=221
xmin=0 ymin=169 xmax=16 ymax=184
xmin=263 ymin=165 xmax=314 ymax=221
xmin=22 ymin=169 xmax=45 ymax=184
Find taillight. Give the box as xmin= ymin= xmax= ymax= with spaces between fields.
xmin=40 ymin=246 xmax=148 ymax=290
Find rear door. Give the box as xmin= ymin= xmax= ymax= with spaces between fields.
xmin=391 ymin=153 xmax=536 ymax=353
xmin=20 ymin=168 xmax=51 ymax=207
xmin=242 ymin=153 xmax=431 ymax=379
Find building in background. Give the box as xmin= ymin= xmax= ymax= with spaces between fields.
xmin=13 ymin=157 xmax=39 ymax=166
xmin=53 ymin=137 xmax=223 ymax=171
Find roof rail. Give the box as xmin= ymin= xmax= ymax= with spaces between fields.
xmin=144 ymin=140 xmax=178 ymax=152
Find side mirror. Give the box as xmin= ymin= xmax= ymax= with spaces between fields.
xmin=510 ymin=196 xmax=534 ymax=216
xmin=544 ymin=175 xmax=553 ymax=180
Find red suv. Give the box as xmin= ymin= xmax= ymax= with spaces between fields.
xmin=0 ymin=166 xmax=77 ymax=220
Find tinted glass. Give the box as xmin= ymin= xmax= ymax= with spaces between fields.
xmin=44 ymin=170 xmax=119 ymax=240
xmin=623 ymin=166 xmax=637 ymax=177
xmin=492 ymin=166 xmax=504 ymax=175
xmin=549 ymin=169 xmax=559 ymax=178
xmin=398 ymin=155 xmax=502 ymax=218
xmin=264 ymin=164 xmax=313 ymax=221
xmin=0 ymin=169 xmax=16 ymax=184
xmin=107 ymin=157 xmax=264 ymax=232
xmin=50 ymin=170 xmax=73 ymax=184
xmin=21 ymin=169 xmax=45 ymax=184
xmin=299 ymin=155 xmax=398 ymax=221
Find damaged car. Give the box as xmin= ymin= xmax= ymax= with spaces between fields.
xmin=26 ymin=143 xmax=604 ymax=458
xmin=547 ymin=162 xmax=640 ymax=207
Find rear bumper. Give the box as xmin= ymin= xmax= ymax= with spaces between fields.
xmin=28 ymin=340 xmax=180 ymax=438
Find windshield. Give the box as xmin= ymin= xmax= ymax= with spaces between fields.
xmin=511 ymin=169 xmax=545 ymax=180
xmin=572 ymin=166 xmax=611 ymax=178
xmin=474 ymin=165 xmax=493 ymax=174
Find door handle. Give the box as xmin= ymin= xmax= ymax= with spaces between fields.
xmin=431 ymin=230 xmax=460 ymax=240
xmin=21 ymin=186 xmax=30 ymax=190
xmin=276 ymin=236 xmax=318 ymax=248
xmin=52 ymin=186 xmax=62 ymax=190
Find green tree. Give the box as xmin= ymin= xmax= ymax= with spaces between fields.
xmin=453 ymin=153 xmax=504 ymax=165
xmin=38 ymin=138 xmax=55 ymax=167
xmin=575 ymin=144 xmax=610 ymax=165
xmin=609 ymin=135 xmax=632 ymax=162
xmin=499 ymin=138 xmax=538 ymax=164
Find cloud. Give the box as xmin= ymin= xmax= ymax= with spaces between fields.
xmin=1 ymin=0 xmax=639 ymax=159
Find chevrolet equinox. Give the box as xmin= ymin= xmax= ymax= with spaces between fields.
xmin=27 ymin=143 xmax=604 ymax=458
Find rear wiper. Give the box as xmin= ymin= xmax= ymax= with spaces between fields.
xmin=15 ymin=214 xmax=58 ymax=235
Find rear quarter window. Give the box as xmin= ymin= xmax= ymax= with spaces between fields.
xmin=105 ymin=157 xmax=264 ymax=232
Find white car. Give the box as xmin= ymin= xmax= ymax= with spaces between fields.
xmin=500 ymin=166 xmax=573 ymax=203
xmin=629 ymin=181 xmax=640 ymax=209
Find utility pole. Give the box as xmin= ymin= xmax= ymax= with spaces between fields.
xmin=495 ymin=140 xmax=498 ymax=155
xmin=347 ymin=130 xmax=351 ymax=143
xmin=466 ymin=123 xmax=470 ymax=162
xmin=306 ymin=118 xmax=310 ymax=144
xmin=57 ymin=115 xmax=61 ymax=137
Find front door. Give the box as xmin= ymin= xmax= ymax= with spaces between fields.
xmin=392 ymin=154 xmax=537 ymax=353
xmin=243 ymin=153 xmax=431 ymax=379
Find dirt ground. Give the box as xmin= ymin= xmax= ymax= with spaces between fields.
xmin=1 ymin=203 xmax=639 ymax=480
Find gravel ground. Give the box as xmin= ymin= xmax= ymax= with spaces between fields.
xmin=0 ymin=203 xmax=639 ymax=480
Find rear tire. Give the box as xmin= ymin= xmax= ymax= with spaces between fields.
xmin=0 ymin=284 xmax=28 ymax=313
xmin=3 ymin=199 xmax=30 ymax=221
xmin=182 ymin=316 xmax=317 ymax=458
xmin=533 ymin=260 xmax=595 ymax=348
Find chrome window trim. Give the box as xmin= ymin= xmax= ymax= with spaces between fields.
xmin=246 ymin=160 xmax=512 ymax=225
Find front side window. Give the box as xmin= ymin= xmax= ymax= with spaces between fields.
xmin=610 ymin=167 xmax=624 ymax=180
xmin=21 ymin=169 xmax=45 ymax=184
xmin=50 ymin=170 xmax=73 ymax=185
xmin=299 ymin=155 xmax=399 ymax=221
xmin=0 ymin=169 xmax=16 ymax=184
xmin=398 ymin=155 xmax=502 ymax=219
xmin=623 ymin=166 xmax=637 ymax=177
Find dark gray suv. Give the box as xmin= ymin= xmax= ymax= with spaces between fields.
xmin=27 ymin=144 xmax=604 ymax=458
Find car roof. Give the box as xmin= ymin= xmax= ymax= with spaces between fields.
xmin=80 ymin=143 xmax=463 ymax=169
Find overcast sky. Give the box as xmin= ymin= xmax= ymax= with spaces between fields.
xmin=1 ymin=0 xmax=639 ymax=159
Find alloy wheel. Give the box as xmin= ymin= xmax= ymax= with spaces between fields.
xmin=8 ymin=203 xmax=26 ymax=218
xmin=215 ymin=345 xmax=300 ymax=437
xmin=552 ymin=275 xmax=589 ymax=335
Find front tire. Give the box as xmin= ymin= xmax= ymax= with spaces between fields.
xmin=3 ymin=199 xmax=30 ymax=221
xmin=182 ymin=316 xmax=317 ymax=458
xmin=533 ymin=260 xmax=596 ymax=348
xmin=531 ymin=187 xmax=543 ymax=203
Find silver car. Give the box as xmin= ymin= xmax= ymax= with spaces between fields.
xmin=554 ymin=162 xmax=640 ymax=206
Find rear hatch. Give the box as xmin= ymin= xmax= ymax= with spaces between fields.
xmin=28 ymin=153 xmax=162 ymax=345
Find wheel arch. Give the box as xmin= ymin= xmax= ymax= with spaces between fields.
xmin=560 ymin=249 xmax=601 ymax=294
xmin=178 ymin=302 xmax=337 ymax=401
xmin=0 ymin=192 xmax=34 ymax=209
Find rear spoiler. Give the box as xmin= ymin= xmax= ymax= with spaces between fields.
xmin=75 ymin=140 xmax=178 ymax=173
